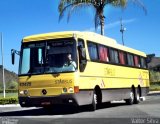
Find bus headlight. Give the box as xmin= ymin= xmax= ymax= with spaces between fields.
xmin=19 ymin=90 xmax=28 ymax=95
xmin=19 ymin=91 xmax=24 ymax=95
xmin=68 ymin=87 xmax=73 ymax=93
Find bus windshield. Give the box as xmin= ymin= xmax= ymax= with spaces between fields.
xmin=19 ymin=39 xmax=77 ymax=75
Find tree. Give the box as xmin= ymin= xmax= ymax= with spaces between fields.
xmin=58 ymin=0 xmax=146 ymax=35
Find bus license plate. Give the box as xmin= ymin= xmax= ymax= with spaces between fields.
xmin=41 ymin=102 xmax=51 ymax=105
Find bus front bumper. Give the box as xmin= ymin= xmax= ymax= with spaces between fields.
xmin=19 ymin=94 xmax=78 ymax=107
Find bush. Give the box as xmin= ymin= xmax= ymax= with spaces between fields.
xmin=150 ymin=81 xmax=160 ymax=91
xmin=0 ymin=89 xmax=18 ymax=93
xmin=150 ymin=70 xmax=160 ymax=83
xmin=0 ymin=81 xmax=18 ymax=90
xmin=7 ymin=81 xmax=18 ymax=89
xmin=0 ymin=97 xmax=18 ymax=105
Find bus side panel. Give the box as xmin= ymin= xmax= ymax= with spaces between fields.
xmin=141 ymin=87 xmax=149 ymax=96
xmin=101 ymin=87 xmax=149 ymax=103
xmin=101 ymin=88 xmax=130 ymax=102
xmin=74 ymin=90 xmax=93 ymax=106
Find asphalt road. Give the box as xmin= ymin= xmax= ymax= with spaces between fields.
xmin=0 ymin=93 xmax=160 ymax=124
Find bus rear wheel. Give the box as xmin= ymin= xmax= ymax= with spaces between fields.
xmin=134 ymin=88 xmax=140 ymax=104
xmin=125 ymin=89 xmax=134 ymax=105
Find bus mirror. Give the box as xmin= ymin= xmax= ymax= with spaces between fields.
xmin=11 ymin=49 xmax=20 ymax=65
xmin=11 ymin=49 xmax=15 ymax=65
xmin=147 ymin=54 xmax=155 ymax=63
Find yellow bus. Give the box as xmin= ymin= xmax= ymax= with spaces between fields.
xmin=11 ymin=31 xmax=149 ymax=111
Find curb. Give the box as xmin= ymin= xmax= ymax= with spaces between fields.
xmin=148 ymin=91 xmax=160 ymax=96
xmin=149 ymin=91 xmax=160 ymax=94
xmin=0 ymin=104 xmax=20 ymax=107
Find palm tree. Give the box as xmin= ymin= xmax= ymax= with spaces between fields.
xmin=58 ymin=0 xmax=146 ymax=35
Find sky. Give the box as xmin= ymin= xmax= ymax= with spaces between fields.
xmin=0 ymin=0 xmax=160 ymax=73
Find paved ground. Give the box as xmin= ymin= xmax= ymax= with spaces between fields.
xmin=0 ymin=93 xmax=160 ymax=124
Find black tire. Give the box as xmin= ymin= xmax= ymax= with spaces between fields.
xmin=125 ymin=89 xmax=134 ymax=105
xmin=90 ymin=90 xmax=97 ymax=111
xmin=134 ymin=88 xmax=140 ymax=104
xmin=43 ymin=106 xmax=53 ymax=113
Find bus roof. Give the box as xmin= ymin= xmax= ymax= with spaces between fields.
xmin=82 ymin=32 xmax=146 ymax=57
xmin=23 ymin=31 xmax=76 ymax=42
xmin=23 ymin=31 xmax=146 ymax=57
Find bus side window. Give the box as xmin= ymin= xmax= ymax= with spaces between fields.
xmin=127 ymin=53 xmax=134 ymax=66
xmin=134 ymin=55 xmax=140 ymax=67
xmin=140 ymin=57 xmax=147 ymax=68
xmin=87 ymin=42 xmax=99 ymax=61
xmin=78 ymin=39 xmax=87 ymax=72
xmin=109 ymin=48 xmax=119 ymax=64
xmin=119 ymin=51 xmax=125 ymax=65
xmin=98 ymin=45 xmax=109 ymax=62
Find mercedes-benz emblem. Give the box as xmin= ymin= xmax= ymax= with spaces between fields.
xmin=42 ymin=89 xmax=47 ymax=95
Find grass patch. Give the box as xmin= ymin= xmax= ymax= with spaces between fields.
xmin=0 ymin=91 xmax=18 ymax=104
xmin=0 ymin=97 xmax=18 ymax=105
xmin=0 ymin=92 xmax=18 ymax=98
xmin=150 ymin=82 xmax=160 ymax=91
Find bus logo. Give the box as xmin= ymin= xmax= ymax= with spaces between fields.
xmin=42 ymin=89 xmax=47 ymax=95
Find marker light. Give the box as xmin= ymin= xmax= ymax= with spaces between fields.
xmin=24 ymin=90 xmax=28 ymax=95
xmin=74 ymin=86 xmax=79 ymax=93
xmin=63 ymin=88 xmax=67 ymax=93
xmin=68 ymin=87 xmax=74 ymax=93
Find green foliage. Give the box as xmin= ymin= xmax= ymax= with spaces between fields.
xmin=0 ymin=82 xmax=2 ymax=89
xmin=0 ymin=89 xmax=18 ymax=93
xmin=150 ymin=82 xmax=160 ymax=91
xmin=0 ymin=66 xmax=18 ymax=90
xmin=58 ymin=0 xmax=146 ymax=35
xmin=7 ymin=81 xmax=18 ymax=90
xmin=0 ymin=97 xmax=18 ymax=105
xmin=149 ymin=70 xmax=160 ymax=83
xmin=0 ymin=81 xmax=18 ymax=90
xmin=58 ymin=0 xmax=128 ymax=35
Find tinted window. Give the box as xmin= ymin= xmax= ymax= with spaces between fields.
xmin=119 ymin=51 xmax=126 ymax=65
xmin=78 ymin=39 xmax=86 ymax=60
xmin=127 ymin=54 xmax=134 ymax=66
xmin=78 ymin=39 xmax=87 ymax=72
xmin=140 ymin=57 xmax=147 ymax=68
xmin=19 ymin=39 xmax=77 ymax=75
xmin=109 ymin=48 xmax=119 ymax=64
xmin=134 ymin=55 xmax=140 ymax=67
xmin=98 ymin=45 xmax=109 ymax=62
xmin=88 ymin=42 xmax=98 ymax=61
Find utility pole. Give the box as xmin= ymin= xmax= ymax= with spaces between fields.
xmin=1 ymin=32 xmax=5 ymax=98
xmin=120 ymin=18 xmax=126 ymax=46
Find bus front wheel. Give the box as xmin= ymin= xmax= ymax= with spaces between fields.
xmin=90 ymin=90 xmax=97 ymax=111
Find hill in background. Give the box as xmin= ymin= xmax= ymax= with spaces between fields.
xmin=0 ymin=65 xmax=18 ymax=89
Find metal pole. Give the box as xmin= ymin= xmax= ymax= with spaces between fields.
xmin=121 ymin=30 xmax=124 ymax=46
xmin=120 ymin=19 xmax=126 ymax=46
xmin=1 ymin=32 xmax=5 ymax=98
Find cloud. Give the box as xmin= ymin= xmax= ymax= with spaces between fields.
xmin=85 ymin=18 xmax=136 ymax=32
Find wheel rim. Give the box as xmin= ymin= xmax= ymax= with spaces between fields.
xmin=137 ymin=90 xmax=140 ymax=101
xmin=94 ymin=93 xmax=97 ymax=105
xmin=130 ymin=91 xmax=134 ymax=102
